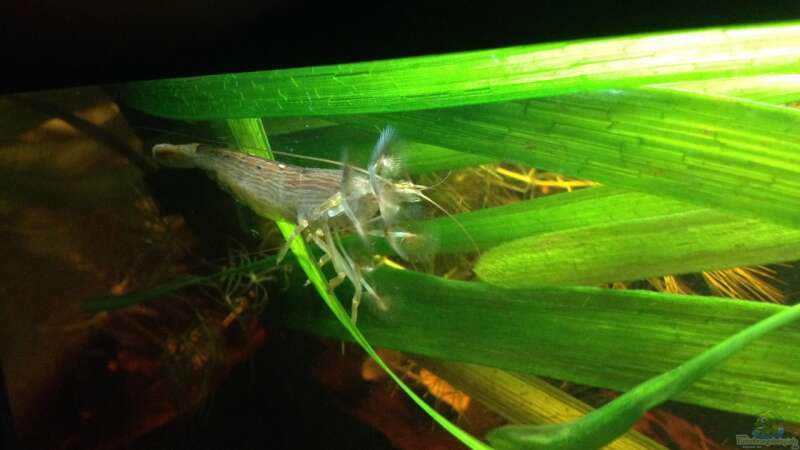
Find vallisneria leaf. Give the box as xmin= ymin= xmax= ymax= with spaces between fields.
xmin=471 ymin=192 xmax=800 ymax=288
xmin=485 ymin=300 xmax=800 ymax=449
xmin=226 ymin=118 xmax=272 ymax=158
xmin=341 ymin=87 xmax=800 ymax=228
xmin=405 ymin=186 xmax=703 ymax=253
xmin=279 ymin=267 xmax=800 ymax=422
xmin=266 ymin=70 xmax=800 ymax=177
xmin=419 ymin=358 xmax=667 ymax=450
xmin=115 ymin=22 xmax=800 ymax=119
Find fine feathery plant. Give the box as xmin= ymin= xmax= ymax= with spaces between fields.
xmin=94 ymin=20 xmax=800 ymax=450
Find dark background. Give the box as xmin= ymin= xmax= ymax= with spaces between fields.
xmin=3 ymin=0 xmax=800 ymax=94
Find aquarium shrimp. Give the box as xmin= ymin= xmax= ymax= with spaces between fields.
xmin=152 ymin=127 xmax=433 ymax=324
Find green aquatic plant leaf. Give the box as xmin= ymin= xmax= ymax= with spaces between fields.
xmin=280 ymin=267 xmax=800 ymax=422
xmin=404 ymin=185 xmax=799 ymax=257
xmin=225 ymin=119 xmax=491 ymax=450
xmin=419 ymin=358 xmax=667 ymax=450
xmin=248 ymin=74 xmax=800 ymax=178
xmin=225 ymin=118 xmax=273 ymax=158
xmin=115 ymin=21 xmax=800 ymax=118
xmin=470 ymin=189 xmax=800 ymax=288
xmin=341 ymin=87 xmax=800 ymax=229
xmin=485 ymin=301 xmax=800 ymax=450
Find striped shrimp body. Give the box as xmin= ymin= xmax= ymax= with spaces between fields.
xmin=152 ymin=128 xmax=419 ymax=324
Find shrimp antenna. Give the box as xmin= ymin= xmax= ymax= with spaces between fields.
xmin=424 ymin=170 xmax=453 ymax=190
xmin=137 ymin=126 xmax=371 ymax=175
xmin=413 ymin=190 xmax=481 ymax=257
xmin=269 ymin=150 xmax=371 ymax=176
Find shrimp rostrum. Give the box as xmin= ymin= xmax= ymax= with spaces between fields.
xmin=152 ymin=127 xmax=427 ymax=324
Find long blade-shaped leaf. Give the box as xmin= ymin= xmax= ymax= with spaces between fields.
xmin=485 ymin=301 xmax=800 ymax=450
xmin=115 ymin=22 xmax=800 ymax=119
xmin=405 ymin=186 xmax=744 ymax=253
xmin=267 ymin=71 xmax=800 ymax=175
xmin=472 ymin=198 xmax=800 ymax=288
xmin=339 ymin=88 xmax=800 ymax=228
xmin=277 ymin=267 xmax=800 ymax=421
xmin=420 ymin=358 xmax=667 ymax=450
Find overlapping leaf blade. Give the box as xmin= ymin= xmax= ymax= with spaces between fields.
xmin=338 ymin=88 xmax=800 ymax=229
xmin=279 ymin=267 xmax=800 ymax=422
xmin=116 ymin=22 xmax=800 ymax=118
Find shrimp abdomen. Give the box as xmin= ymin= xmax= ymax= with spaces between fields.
xmin=153 ymin=143 xmax=344 ymax=223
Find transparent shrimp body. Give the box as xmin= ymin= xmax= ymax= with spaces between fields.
xmin=152 ymin=127 xmax=427 ymax=324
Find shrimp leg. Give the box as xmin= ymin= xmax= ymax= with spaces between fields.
xmin=276 ymin=218 xmax=309 ymax=263
xmin=317 ymin=253 xmax=331 ymax=268
xmin=339 ymin=156 xmax=370 ymax=246
xmin=311 ymin=223 xmax=363 ymax=324
xmin=329 ymin=223 xmax=389 ymax=320
xmin=323 ymin=222 xmax=364 ymax=324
